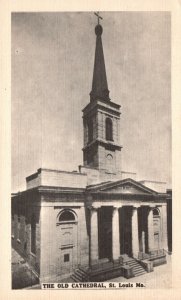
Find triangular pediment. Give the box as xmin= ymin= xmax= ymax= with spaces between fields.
xmin=87 ymin=178 xmax=158 ymax=195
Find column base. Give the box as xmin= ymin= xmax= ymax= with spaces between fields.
xmin=90 ymin=259 xmax=99 ymax=266
xmin=132 ymin=252 xmax=139 ymax=259
xmin=112 ymin=257 xmax=120 ymax=262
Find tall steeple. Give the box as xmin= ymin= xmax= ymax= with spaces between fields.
xmin=90 ymin=16 xmax=110 ymax=102
xmin=82 ymin=14 xmax=122 ymax=177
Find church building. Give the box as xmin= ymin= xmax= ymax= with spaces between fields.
xmin=12 ymin=16 xmax=170 ymax=283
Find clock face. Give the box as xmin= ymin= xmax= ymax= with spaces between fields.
xmin=107 ymin=154 xmax=113 ymax=160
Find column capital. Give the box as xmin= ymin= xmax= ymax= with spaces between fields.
xmin=132 ymin=205 xmax=140 ymax=209
xmin=87 ymin=205 xmax=100 ymax=211
xmin=92 ymin=206 xmax=100 ymax=210
xmin=113 ymin=205 xmax=122 ymax=210
xmin=148 ymin=204 xmax=156 ymax=208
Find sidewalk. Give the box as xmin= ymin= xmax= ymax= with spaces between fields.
xmin=12 ymin=248 xmax=39 ymax=289
xmin=12 ymin=247 xmax=172 ymax=289
xmin=106 ymin=255 xmax=172 ymax=289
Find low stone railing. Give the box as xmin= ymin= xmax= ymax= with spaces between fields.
xmin=138 ymin=259 xmax=153 ymax=273
xmin=138 ymin=249 xmax=166 ymax=260
xmin=149 ymin=249 xmax=165 ymax=257
xmin=138 ymin=249 xmax=167 ymax=268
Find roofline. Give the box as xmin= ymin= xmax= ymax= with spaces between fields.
xmin=86 ymin=177 xmax=162 ymax=195
xmin=139 ymin=180 xmax=167 ymax=184
xmin=12 ymin=185 xmax=86 ymax=197
xmin=26 ymin=167 xmax=86 ymax=181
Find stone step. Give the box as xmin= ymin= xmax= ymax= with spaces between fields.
xmin=128 ymin=263 xmax=140 ymax=267
xmin=75 ymin=269 xmax=87 ymax=276
xmin=79 ymin=266 xmax=89 ymax=274
xmin=134 ymin=268 xmax=146 ymax=273
xmin=71 ymin=267 xmax=90 ymax=282
xmin=71 ymin=272 xmax=87 ymax=282
xmin=133 ymin=268 xmax=145 ymax=273
xmin=131 ymin=266 xmax=141 ymax=270
xmin=133 ymin=269 xmax=146 ymax=274
xmin=73 ymin=273 xmax=83 ymax=281
xmin=126 ymin=258 xmax=147 ymax=278
xmin=75 ymin=271 xmax=85 ymax=278
xmin=134 ymin=271 xmax=147 ymax=277
xmin=76 ymin=272 xmax=89 ymax=281
xmin=71 ymin=275 xmax=80 ymax=282
xmin=71 ymin=257 xmax=147 ymax=282
xmin=133 ymin=268 xmax=146 ymax=273
xmin=134 ymin=270 xmax=145 ymax=275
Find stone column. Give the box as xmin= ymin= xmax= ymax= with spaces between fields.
xmin=141 ymin=231 xmax=145 ymax=253
xmin=112 ymin=206 xmax=120 ymax=260
xmin=131 ymin=207 xmax=139 ymax=258
xmin=161 ymin=205 xmax=168 ymax=251
xmin=147 ymin=207 xmax=155 ymax=252
xmin=90 ymin=207 xmax=99 ymax=265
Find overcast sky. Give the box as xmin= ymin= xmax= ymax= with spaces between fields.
xmin=11 ymin=12 xmax=171 ymax=192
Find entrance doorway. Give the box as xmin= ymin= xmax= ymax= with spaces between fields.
xmin=98 ymin=207 xmax=112 ymax=260
xmin=138 ymin=207 xmax=149 ymax=253
xmin=120 ymin=207 xmax=132 ymax=256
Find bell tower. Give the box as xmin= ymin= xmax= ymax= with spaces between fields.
xmin=82 ymin=14 xmax=122 ymax=175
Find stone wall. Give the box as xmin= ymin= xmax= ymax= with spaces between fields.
xmin=26 ymin=168 xmax=87 ymax=190
xmin=40 ymin=201 xmax=89 ymax=282
xmin=96 ymin=111 xmax=120 ymax=144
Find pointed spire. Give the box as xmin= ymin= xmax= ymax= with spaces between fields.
xmin=90 ymin=23 xmax=110 ymax=102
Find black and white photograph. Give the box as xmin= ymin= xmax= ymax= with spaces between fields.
xmin=11 ymin=11 xmax=172 ymax=290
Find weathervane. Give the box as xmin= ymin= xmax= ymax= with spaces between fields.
xmin=94 ymin=12 xmax=103 ymax=25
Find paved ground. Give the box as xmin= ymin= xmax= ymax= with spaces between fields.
xmin=12 ymin=248 xmax=172 ymax=289
xmin=12 ymin=249 xmax=39 ymax=289
xmin=106 ymin=255 xmax=172 ymax=289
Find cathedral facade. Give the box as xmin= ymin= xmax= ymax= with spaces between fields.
xmin=11 ymin=19 xmax=170 ymax=283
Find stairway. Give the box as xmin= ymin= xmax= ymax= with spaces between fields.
xmin=71 ymin=267 xmax=89 ymax=282
xmin=126 ymin=258 xmax=147 ymax=277
xmin=71 ymin=257 xmax=147 ymax=282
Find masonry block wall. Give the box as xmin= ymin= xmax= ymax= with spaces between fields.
xmin=27 ymin=169 xmax=87 ymax=190
xmin=99 ymin=112 xmax=120 ymax=145
xmin=40 ymin=196 xmax=89 ymax=282
xmin=96 ymin=111 xmax=120 ymax=144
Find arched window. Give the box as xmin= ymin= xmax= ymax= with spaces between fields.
xmin=153 ymin=208 xmax=160 ymax=216
xmin=106 ymin=118 xmax=113 ymax=141
xmin=88 ymin=119 xmax=93 ymax=143
xmin=58 ymin=210 xmax=75 ymax=222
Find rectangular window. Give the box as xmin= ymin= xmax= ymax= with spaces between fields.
xmin=64 ymin=254 xmax=70 ymax=262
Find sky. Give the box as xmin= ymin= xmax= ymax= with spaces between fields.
xmin=11 ymin=12 xmax=171 ymax=192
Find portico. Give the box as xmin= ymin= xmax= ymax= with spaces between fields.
xmin=88 ymin=178 xmax=168 ymax=266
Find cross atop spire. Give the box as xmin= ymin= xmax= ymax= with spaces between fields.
xmin=90 ymin=12 xmax=110 ymax=102
xmin=94 ymin=12 xmax=103 ymax=25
